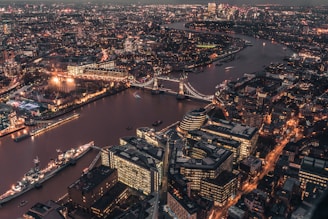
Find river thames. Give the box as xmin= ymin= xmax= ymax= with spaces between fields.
xmin=0 ymin=23 xmax=292 ymax=218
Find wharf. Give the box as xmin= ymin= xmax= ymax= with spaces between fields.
xmin=30 ymin=113 xmax=79 ymax=137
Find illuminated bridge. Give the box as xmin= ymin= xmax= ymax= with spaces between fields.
xmin=131 ymin=76 xmax=214 ymax=102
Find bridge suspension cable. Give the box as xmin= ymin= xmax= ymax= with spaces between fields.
xmin=183 ymin=83 xmax=214 ymax=101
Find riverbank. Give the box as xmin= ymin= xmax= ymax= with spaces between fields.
xmin=34 ymin=85 xmax=128 ymax=121
xmin=30 ymin=113 xmax=80 ymax=137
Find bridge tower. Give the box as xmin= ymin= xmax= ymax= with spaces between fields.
xmin=176 ymin=79 xmax=186 ymax=100
xmin=151 ymin=76 xmax=160 ymax=94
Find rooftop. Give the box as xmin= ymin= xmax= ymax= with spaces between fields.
xmin=120 ymin=136 xmax=164 ymax=161
xmin=24 ymin=200 xmax=65 ymax=219
xmin=202 ymin=119 xmax=258 ymax=140
xmin=91 ymin=181 xmax=128 ymax=210
xmin=177 ymin=145 xmax=232 ymax=170
xmin=203 ymin=170 xmax=237 ymax=186
xmin=189 ymin=129 xmax=241 ymax=148
xmin=109 ymin=144 xmax=160 ymax=170
xmin=168 ymin=189 xmax=198 ymax=215
xmin=241 ymin=156 xmax=262 ymax=166
xmin=69 ymin=165 xmax=116 ymax=193
xmin=300 ymin=156 xmax=328 ymax=178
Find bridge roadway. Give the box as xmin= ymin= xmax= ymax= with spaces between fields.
xmin=156 ymin=76 xmax=180 ymax=83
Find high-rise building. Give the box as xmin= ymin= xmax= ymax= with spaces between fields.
xmin=239 ymin=156 xmax=262 ymax=176
xmin=178 ymin=108 xmax=207 ymax=132
xmin=68 ymin=166 xmax=118 ymax=210
xmin=299 ymin=156 xmax=328 ymax=190
xmin=200 ymin=171 xmax=238 ymax=207
xmin=178 ymin=145 xmax=233 ymax=190
xmin=108 ymin=145 xmax=161 ymax=195
xmin=201 ymin=119 xmax=258 ymax=160
xmin=3 ymin=22 xmax=11 ymax=34
xmin=90 ymin=182 xmax=129 ymax=218
xmin=208 ymin=3 xmax=217 ymax=14
xmin=186 ymin=129 xmax=241 ymax=163
xmin=167 ymin=190 xmax=198 ymax=219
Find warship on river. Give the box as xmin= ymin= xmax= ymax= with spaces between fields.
xmin=0 ymin=141 xmax=94 ymax=206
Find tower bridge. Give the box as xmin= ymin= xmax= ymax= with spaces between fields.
xmin=131 ymin=75 xmax=214 ymax=102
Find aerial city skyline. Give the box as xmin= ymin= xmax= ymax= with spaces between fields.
xmin=0 ymin=1 xmax=327 ymax=219
xmin=1 ymin=0 xmax=327 ymax=6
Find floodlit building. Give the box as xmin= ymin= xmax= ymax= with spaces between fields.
xmin=200 ymin=171 xmax=238 ymax=206
xmin=201 ymin=119 xmax=258 ymax=160
xmin=298 ymin=156 xmax=328 ymax=189
xmin=108 ymin=145 xmax=161 ymax=195
xmin=67 ymin=60 xmax=128 ymax=81
xmin=186 ymin=129 xmax=241 ymax=163
xmin=179 ymin=108 xmax=207 ymax=132
xmin=177 ymin=145 xmax=233 ymax=190
xmin=208 ymin=3 xmax=217 ymax=14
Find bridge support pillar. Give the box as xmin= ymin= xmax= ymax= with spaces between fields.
xmin=176 ymin=81 xmax=185 ymax=100
xmin=151 ymin=76 xmax=160 ymax=94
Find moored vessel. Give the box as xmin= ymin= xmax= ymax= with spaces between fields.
xmin=18 ymin=200 xmax=28 ymax=207
xmin=13 ymin=133 xmax=31 ymax=142
xmin=0 ymin=141 xmax=94 ymax=206
xmin=152 ymin=120 xmax=163 ymax=127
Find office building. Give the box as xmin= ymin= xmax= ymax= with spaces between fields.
xmin=108 ymin=145 xmax=160 ymax=195
xmin=239 ymin=156 xmax=262 ymax=176
xmin=187 ymin=129 xmax=241 ymax=163
xmin=68 ymin=166 xmax=118 ymax=210
xmin=200 ymin=171 xmax=237 ymax=206
xmin=167 ymin=189 xmax=198 ymax=219
xmin=228 ymin=205 xmax=246 ymax=219
xmin=244 ymin=189 xmax=268 ymax=214
xmin=299 ymin=156 xmax=328 ymax=189
xmin=23 ymin=200 xmax=68 ymax=219
xmin=201 ymin=119 xmax=258 ymax=160
xmin=179 ymin=108 xmax=207 ymax=132
xmin=90 ymin=182 xmax=129 ymax=218
xmin=208 ymin=3 xmax=217 ymax=14
xmin=177 ymin=145 xmax=233 ymax=190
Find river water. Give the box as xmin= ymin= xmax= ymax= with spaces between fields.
xmin=0 ymin=22 xmax=292 ymax=218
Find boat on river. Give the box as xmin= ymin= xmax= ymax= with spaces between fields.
xmin=13 ymin=133 xmax=31 ymax=142
xmin=224 ymin=66 xmax=234 ymax=71
xmin=0 ymin=141 xmax=94 ymax=206
xmin=244 ymin=40 xmax=253 ymax=46
xmin=18 ymin=200 xmax=28 ymax=207
xmin=133 ymin=91 xmax=141 ymax=99
xmin=152 ymin=120 xmax=163 ymax=127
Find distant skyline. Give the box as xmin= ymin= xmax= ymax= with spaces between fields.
xmin=2 ymin=0 xmax=328 ymax=6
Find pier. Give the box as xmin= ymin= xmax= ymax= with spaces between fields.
xmin=30 ymin=113 xmax=79 ymax=137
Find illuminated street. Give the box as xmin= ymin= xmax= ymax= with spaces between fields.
xmin=211 ymin=118 xmax=302 ymax=219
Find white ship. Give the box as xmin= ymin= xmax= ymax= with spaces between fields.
xmin=0 ymin=141 xmax=94 ymax=206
